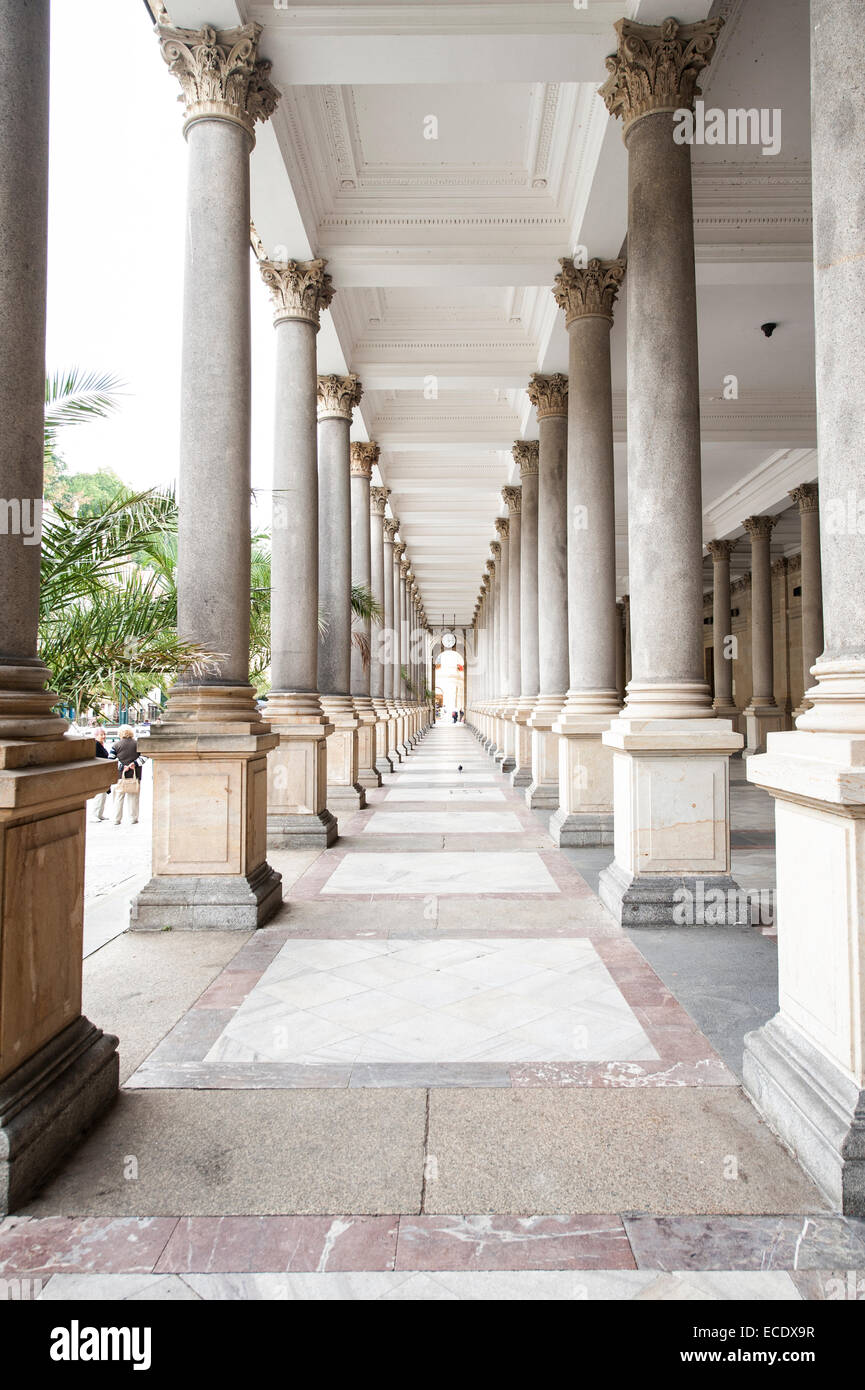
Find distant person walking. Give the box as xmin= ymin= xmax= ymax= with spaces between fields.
xmin=452 ymin=709 xmax=459 ymax=723
xmin=90 ymin=726 xmax=112 ymax=822
xmin=111 ymin=725 xmax=144 ymax=825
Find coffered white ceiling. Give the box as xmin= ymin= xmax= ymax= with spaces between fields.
xmin=166 ymin=0 xmax=817 ymax=623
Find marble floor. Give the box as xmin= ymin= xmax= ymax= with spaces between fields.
xmin=17 ymin=719 xmax=817 ymax=1303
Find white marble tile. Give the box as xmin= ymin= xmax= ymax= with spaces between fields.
xmin=321 ymin=851 xmax=559 ymax=895
xmin=201 ymin=938 xmax=656 ymax=1067
xmin=37 ymin=1270 xmax=803 ymax=1302
xmin=384 ymin=787 xmax=507 ymax=803
xmin=363 ymin=812 xmax=524 ymax=835
xmin=391 ymin=772 xmax=496 ymax=785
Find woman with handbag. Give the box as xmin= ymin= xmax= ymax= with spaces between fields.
xmin=111 ymin=724 xmax=145 ymax=826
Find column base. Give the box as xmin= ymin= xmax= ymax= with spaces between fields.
xmin=321 ymin=695 xmax=367 ymax=809
xmin=525 ymin=695 xmax=565 ymax=808
xmin=0 ymin=1017 xmax=119 ymax=1215
xmin=598 ymin=859 xmax=748 ymax=929
xmin=744 ymin=1014 xmax=865 ymax=1214
xmin=267 ymin=809 xmax=338 ymax=850
xmin=550 ymin=809 xmax=614 ymax=848
xmin=600 ymin=713 xmax=744 ymax=927
xmin=131 ymin=861 xmax=283 ymax=931
xmin=744 ymin=703 xmax=784 ymax=755
xmin=375 ymin=756 xmax=395 ymax=776
xmin=353 ymin=696 xmax=382 ymax=789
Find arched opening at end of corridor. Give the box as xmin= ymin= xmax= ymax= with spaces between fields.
xmin=433 ymin=648 xmax=465 ymax=723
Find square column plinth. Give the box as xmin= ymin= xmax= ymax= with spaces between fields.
xmin=320 ymin=696 xmax=366 ymax=813
xmin=549 ymin=714 xmax=616 ymax=847
xmin=373 ymin=701 xmax=394 ymax=776
xmin=0 ymin=737 xmax=120 ymax=1212
xmin=598 ymin=717 xmax=744 ymax=927
xmin=264 ymin=693 xmax=337 ymax=850
xmin=354 ymin=697 xmax=382 ymax=790
xmin=744 ymin=704 xmax=785 ymax=757
xmin=743 ymin=731 xmax=865 ymax=1213
xmin=131 ymin=690 xmax=283 ymax=931
xmin=510 ymin=702 xmax=534 ymax=788
xmin=525 ymin=697 xmax=565 ymax=809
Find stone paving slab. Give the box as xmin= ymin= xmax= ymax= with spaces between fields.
xmin=423 ymin=1089 xmax=827 ymax=1216
xmin=622 ymin=1214 xmax=865 ymax=1271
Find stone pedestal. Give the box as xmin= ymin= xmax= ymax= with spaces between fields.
xmin=511 ymin=700 xmax=534 ymax=788
xmin=0 ymin=727 xmax=120 ymax=1212
xmin=598 ymin=715 xmax=743 ymax=926
xmin=131 ymin=687 xmax=282 ymax=930
xmin=373 ymin=698 xmax=394 ymax=776
xmin=264 ymin=692 xmax=336 ymax=848
xmin=526 ymin=696 xmax=565 ymax=809
xmin=550 ymin=697 xmax=618 ymax=846
xmin=321 ymin=695 xmax=366 ymax=811
xmin=354 ymin=696 xmax=381 ymax=789
xmin=744 ymin=726 xmax=865 ymax=1210
xmin=744 ymin=704 xmax=785 ymax=758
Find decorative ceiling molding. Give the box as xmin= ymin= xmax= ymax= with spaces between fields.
xmin=611 ymin=392 xmax=817 ymax=445
xmin=701 ymin=447 xmax=818 ymax=544
xmin=246 ymin=2 xmax=624 ymax=37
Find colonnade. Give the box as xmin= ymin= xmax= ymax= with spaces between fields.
xmin=468 ymin=7 xmax=865 ymax=1211
xmin=1 ymin=5 xmax=864 ymax=1219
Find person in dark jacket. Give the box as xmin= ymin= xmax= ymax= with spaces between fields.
xmin=111 ymin=725 xmax=144 ymax=825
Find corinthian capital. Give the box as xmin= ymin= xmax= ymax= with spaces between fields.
xmin=490 ymin=541 xmax=501 ymax=559
xmin=553 ymin=257 xmax=626 ymax=326
xmin=258 ymin=258 xmax=334 ymax=327
xmin=370 ymin=485 xmax=390 ymax=515
xmin=350 ymin=441 xmax=380 ymax=477
xmin=527 ymin=373 xmax=568 ymax=419
xmin=599 ymin=16 xmax=723 ymax=137
xmin=495 ymin=517 xmax=509 ymax=541
xmin=157 ymin=23 xmax=280 ymax=140
xmin=393 ymin=541 xmax=406 ymax=563
xmin=742 ymin=514 xmax=776 ymax=541
xmin=502 ymin=485 xmax=521 ymax=515
xmin=707 ymin=539 xmax=737 ymax=561
xmin=790 ymin=482 xmax=819 ymax=513
xmin=512 ymin=440 xmax=539 ymax=476
xmin=317 ymin=374 xmax=362 ymax=421
xmin=383 ymin=518 xmax=399 ymax=543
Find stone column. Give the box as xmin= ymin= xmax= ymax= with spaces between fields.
xmin=349 ymin=442 xmax=381 ymax=789
xmin=393 ymin=543 xmax=409 ymax=754
xmin=790 ymin=483 xmax=824 ymax=718
xmin=511 ymin=442 xmax=539 ymax=786
xmin=494 ymin=519 xmax=511 ymax=766
xmin=0 ymin=0 xmax=118 ymax=1212
xmin=550 ymin=257 xmax=626 ymax=847
xmin=597 ymin=15 xmax=742 ymax=926
xmin=502 ymin=486 xmax=522 ymax=774
xmin=383 ymin=518 xmax=402 ymax=764
xmin=317 ymin=374 xmax=366 ymax=811
xmin=707 ymin=539 xmax=739 ymax=727
xmin=525 ymin=375 xmax=569 ymax=808
xmin=257 ymin=256 xmax=336 ymax=848
xmin=616 ymin=603 xmax=626 ymax=701
xmin=743 ymin=0 xmax=865 ymax=1212
xmin=742 ymin=515 xmax=783 ymax=754
xmin=134 ymin=22 xmax=283 ymax=932
xmin=623 ymin=594 xmax=632 ymax=687
xmin=488 ymin=545 xmax=502 ymax=757
xmin=370 ymin=485 xmax=393 ymax=774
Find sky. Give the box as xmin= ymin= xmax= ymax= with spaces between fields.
xmin=47 ymin=0 xmax=277 ymax=517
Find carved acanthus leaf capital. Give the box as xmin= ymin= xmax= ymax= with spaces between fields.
xmin=553 ymin=257 xmax=626 ymax=325
xmin=383 ymin=518 xmax=399 ymax=543
xmin=772 ymin=556 xmax=789 ymax=577
xmin=742 ymin=514 xmax=777 ymax=541
xmin=502 ymin=485 xmax=522 ymax=515
xmin=706 ymin=538 xmax=737 ymax=561
xmin=350 ymin=441 xmax=380 ymax=477
xmin=393 ymin=542 xmax=406 ymax=563
xmin=399 ymin=559 xmax=410 ymax=579
xmin=494 ymin=517 xmax=510 ymax=540
xmin=157 ymin=23 xmax=280 ymax=140
xmin=790 ymin=482 xmax=819 ymax=513
xmin=512 ymin=440 xmax=539 ymax=475
xmin=490 ymin=541 xmax=502 ymax=559
xmin=527 ymin=373 xmax=568 ymax=419
xmin=259 ymin=258 xmax=334 ymax=327
xmin=599 ymin=16 xmax=723 ymax=137
xmin=317 ymin=374 xmax=362 ymax=421
xmin=370 ymin=485 xmax=390 ymax=515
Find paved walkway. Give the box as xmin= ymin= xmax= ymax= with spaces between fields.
xmin=7 ymin=723 xmax=858 ymax=1301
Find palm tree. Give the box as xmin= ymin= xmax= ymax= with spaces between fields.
xmin=39 ymin=489 xmax=221 ymax=716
